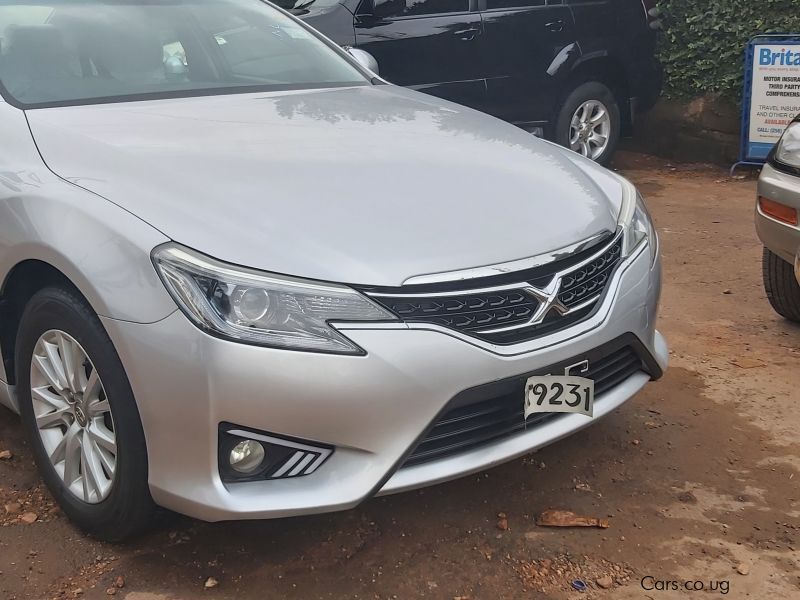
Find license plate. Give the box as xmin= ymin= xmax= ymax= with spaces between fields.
xmin=524 ymin=376 xmax=595 ymax=418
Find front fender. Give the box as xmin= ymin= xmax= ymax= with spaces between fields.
xmin=0 ymin=102 xmax=176 ymax=324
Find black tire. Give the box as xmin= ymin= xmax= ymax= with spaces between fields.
xmin=762 ymin=247 xmax=800 ymax=322
xmin=554 ymin=81 xmax=621 ymax=166
xmin=15 ymin=286 xmax=157 ymax=542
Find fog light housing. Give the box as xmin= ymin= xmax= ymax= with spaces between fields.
xmin=218 ymin=423 xmax=333 ymax=483
xmin=229 ymin=440 xmax=266 ymax=474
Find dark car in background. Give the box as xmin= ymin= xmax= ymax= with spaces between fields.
xmin=276 ymin=0 xmax=662 ymax=164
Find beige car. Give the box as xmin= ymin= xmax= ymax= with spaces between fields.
xmin=757 ymin=115 xmax=800 ymax=322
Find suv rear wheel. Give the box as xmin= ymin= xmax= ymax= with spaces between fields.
xmin=762 ymin=247 xmax=800 ymax=322
xmin=554 ymin=81 xmax=620 ymax=165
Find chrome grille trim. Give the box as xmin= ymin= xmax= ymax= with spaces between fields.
xmin=365 ymin=231 xmax=624 ymax=344
xmin=401 ymin=230 xmax=614 ymax=286
xmin=365 ymin=281 xmax=533 ymax=299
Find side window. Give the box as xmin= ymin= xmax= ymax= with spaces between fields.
xmin=373 ymin=0 xmax=470 ymax=19
xmin=485 ymin=0 xmax=546 ymax=7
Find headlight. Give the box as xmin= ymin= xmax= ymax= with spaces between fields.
xmin=152 ymin=244 xmax=397 ymax=354
xmin=775 ymin=121 xmax=800 ymax=169
xmin=617 ymin=178 xmax=657 ymax=265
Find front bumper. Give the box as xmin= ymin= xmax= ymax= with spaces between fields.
xmin=757 ymin=163 xmax=800 ymax=269
xmin=102 ymin=243 xmax=666 ymax=522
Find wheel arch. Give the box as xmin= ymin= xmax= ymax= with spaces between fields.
xmin=0 ymin=258 xmax=98 ymax=385
xmin=563 ymin=54 xmax=631 ymax=130
xmin=0 ymin=187 xmax=179 ymax=385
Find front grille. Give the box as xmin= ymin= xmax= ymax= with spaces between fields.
xmin=477 ymin=305 xmax=595 ymax=346
xmin=402 ymin=342 xmax=644 ymax=468
xmin=365 ymin=234 xmax=623 ymax=346
xmin=559 ymin=239 xmax=623 ymax=308
xmin=382 ymin=289 xmax=540 ymax=333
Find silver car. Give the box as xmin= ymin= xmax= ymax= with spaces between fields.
xmin=0 ymin=0 xmax=666 ymax=540
xmin=757 ymin=115 xmax=800 ymax=321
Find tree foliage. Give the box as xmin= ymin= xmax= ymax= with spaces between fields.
xmin=658 ymin=0 xmax=800 ymax=99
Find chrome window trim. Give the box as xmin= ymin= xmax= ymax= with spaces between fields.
xmin=401 ymin=230 xmax=614 ymax=286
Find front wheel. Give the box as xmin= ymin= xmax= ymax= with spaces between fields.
xmin=762 ymin=247 xmax=800 ymax=322
xmin=554 ymin=81 xmax=621 ymax=166
xmin=15 ymin=286 xmax=157 ymax=541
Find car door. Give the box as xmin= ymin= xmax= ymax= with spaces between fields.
xmin=479 ymin=0 xmax=575 ymax=126
xmin=353 ymin=0 xmax=487 ymax=110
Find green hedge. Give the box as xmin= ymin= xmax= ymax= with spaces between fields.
xmin=658 ymin=0 xmax=800 ymax=99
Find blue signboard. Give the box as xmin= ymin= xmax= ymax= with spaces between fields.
xmin=732 ymin=35 xmax=800 ymax=173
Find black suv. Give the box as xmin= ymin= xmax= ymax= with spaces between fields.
xmin=276 ymin=0 xmax=662 ymax=164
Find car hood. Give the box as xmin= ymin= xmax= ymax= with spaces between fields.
xmin=26 ymin=85 xmax=621 ymax=286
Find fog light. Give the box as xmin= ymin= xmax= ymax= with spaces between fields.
xmin=229 ymin=440 xmax=265 ymax=474
xmin=219 ymin=423 xmax=334 ymax=483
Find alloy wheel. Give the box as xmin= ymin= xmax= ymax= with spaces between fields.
xmin=29 ymin=330 xmax=117 ymax=504
xmin=569 ymin=100 xmax=612 ymax=160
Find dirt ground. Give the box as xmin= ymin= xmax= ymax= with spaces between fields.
xmin=1 ymin=152 xmax=798 ymax=600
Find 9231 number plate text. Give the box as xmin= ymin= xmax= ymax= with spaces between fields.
xmin=524 ymin=376 xmax=595 ymax=418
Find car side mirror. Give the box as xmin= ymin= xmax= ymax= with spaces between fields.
xmin=347 ymin=47 xmax=379 ymax=76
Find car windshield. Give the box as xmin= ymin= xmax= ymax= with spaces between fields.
xmin=0 ymin=0 xmax=369 ymax=108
